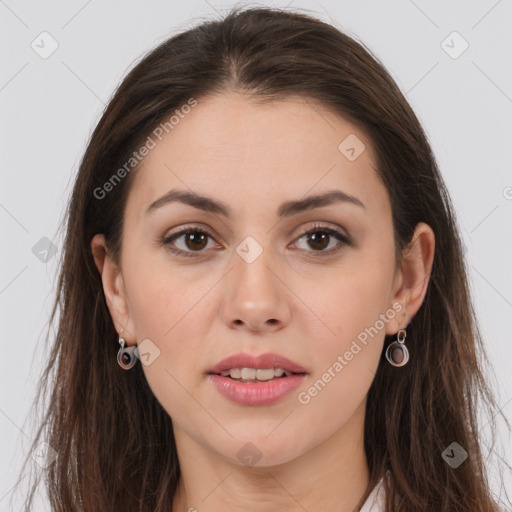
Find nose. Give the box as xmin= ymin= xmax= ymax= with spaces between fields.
xmin=220 ymin=247 xmax=292 ymax=332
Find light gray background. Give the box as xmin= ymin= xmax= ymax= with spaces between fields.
xmin=1 ymin=0 xmax=511 ymax=509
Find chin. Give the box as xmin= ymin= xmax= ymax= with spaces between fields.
xmin=213 ymin=434 xmax=307 ymax=469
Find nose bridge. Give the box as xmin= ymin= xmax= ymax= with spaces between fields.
xmin=233 ymin=235 xmax=279 ymax=300
xmin=221 ymin=233 xmax=291 ymax=330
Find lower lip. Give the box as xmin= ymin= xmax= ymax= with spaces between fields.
xmin=208 ymin=374 xmax=307 ymax=406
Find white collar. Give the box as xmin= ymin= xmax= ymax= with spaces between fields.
xmin=359 ymin=471 xmax=389 ymax=512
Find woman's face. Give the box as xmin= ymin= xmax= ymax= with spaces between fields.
xmin=97 ymin=93 xmax=411 ymax=466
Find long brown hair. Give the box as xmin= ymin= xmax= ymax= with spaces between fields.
xmin=12 ymin=5 xmax=510 ymax=511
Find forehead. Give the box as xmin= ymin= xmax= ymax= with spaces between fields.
xmin=126 ymin=93 xmax=384 ymax=217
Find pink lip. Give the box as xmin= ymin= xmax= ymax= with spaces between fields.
xmin=208 ymin=352 xmax=307 ymax=375
xmin=208 ymin=373 xmax=307 ymax=406
xmin=207 ymin=352 xmax=308 ymax=406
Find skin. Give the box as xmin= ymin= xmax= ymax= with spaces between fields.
xmin=92 ymin=93 xmax=435 ymax=512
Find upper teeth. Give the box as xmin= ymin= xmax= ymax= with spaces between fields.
xmin=219 ymin=368 xmax=293 ymax=380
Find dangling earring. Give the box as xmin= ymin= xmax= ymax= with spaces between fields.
xmin=385 ymin=328 xmax=409 ymax=367
xmin=117 ymin=336 xmax=138 ymax=370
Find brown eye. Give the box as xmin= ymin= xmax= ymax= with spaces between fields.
xmin=181 ymin=230 xmax=208 ymax=251
xmin=293 ymin=225 xmax=352 ymax=255
xmin=305 ymin=231 xmax=330 ymax=251
xmin=162 ymin=228 xmax=216 ymax=257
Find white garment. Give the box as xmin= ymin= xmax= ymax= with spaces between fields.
xmin=359 ymin=473 xmax=388 ymax=512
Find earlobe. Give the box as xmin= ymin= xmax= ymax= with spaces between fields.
xmin=386 ymin=222 xmax=435 ymax=334
xmin=90 ymin=234 xmax=135 ymax=342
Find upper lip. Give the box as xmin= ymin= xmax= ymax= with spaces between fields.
xmin=208 ymin=352 xmax=308 ymax=375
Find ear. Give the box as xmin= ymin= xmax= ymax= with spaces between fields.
xmin=385 ymin=222 xmax=435 ymax=335
xmin=91 ymin=234 xmax=136 ymax=344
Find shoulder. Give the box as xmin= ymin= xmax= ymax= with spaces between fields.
xmin=359 ymin=470 xmax=390 ymax=512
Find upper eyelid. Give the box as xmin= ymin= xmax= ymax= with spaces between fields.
xmin=164 ymin=221 xmax=347 ymax=238
xmin=163 ymin=222 xmax=349 ymax=249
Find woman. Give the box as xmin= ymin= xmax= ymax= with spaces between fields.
xmin=13 ymin=6 xmax=510 ymax=511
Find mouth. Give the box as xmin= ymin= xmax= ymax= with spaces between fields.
xmin=210 ymin=367 xmax=305 ymax=383
xmin=207 ymin=352 xmax=308 ymax=382
xmin=207 ymin=353 xmax=308 ymax=406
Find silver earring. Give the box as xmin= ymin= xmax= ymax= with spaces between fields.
xmin=117 ymin=336 xmax=138 ymax=370
xmin=385 ymin=329 xmax=409 ymax=367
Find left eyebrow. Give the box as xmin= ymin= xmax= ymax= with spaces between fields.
xmin=145 ymin=188 xmax=365 ymax=218
xmin=277 ymin=190 xmax=365 ymax=217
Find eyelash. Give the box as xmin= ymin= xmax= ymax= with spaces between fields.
xmin=160 ymin=222 xmax=352 ymax=259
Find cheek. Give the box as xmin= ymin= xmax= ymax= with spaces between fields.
xmin=123 ymin=241 xmax=213 ymax=340
xmin=295 ymin=249 xmax=395 ymax=395
xmin=122 ymin=246 xmax=218 ymax=403
xmin=291 ymin=273 xmax=390 ymax=438
xmin=305 ymin=255 xmax=393 ymax=345
xmin=122 ymin=257 xmax=212 ymax=424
